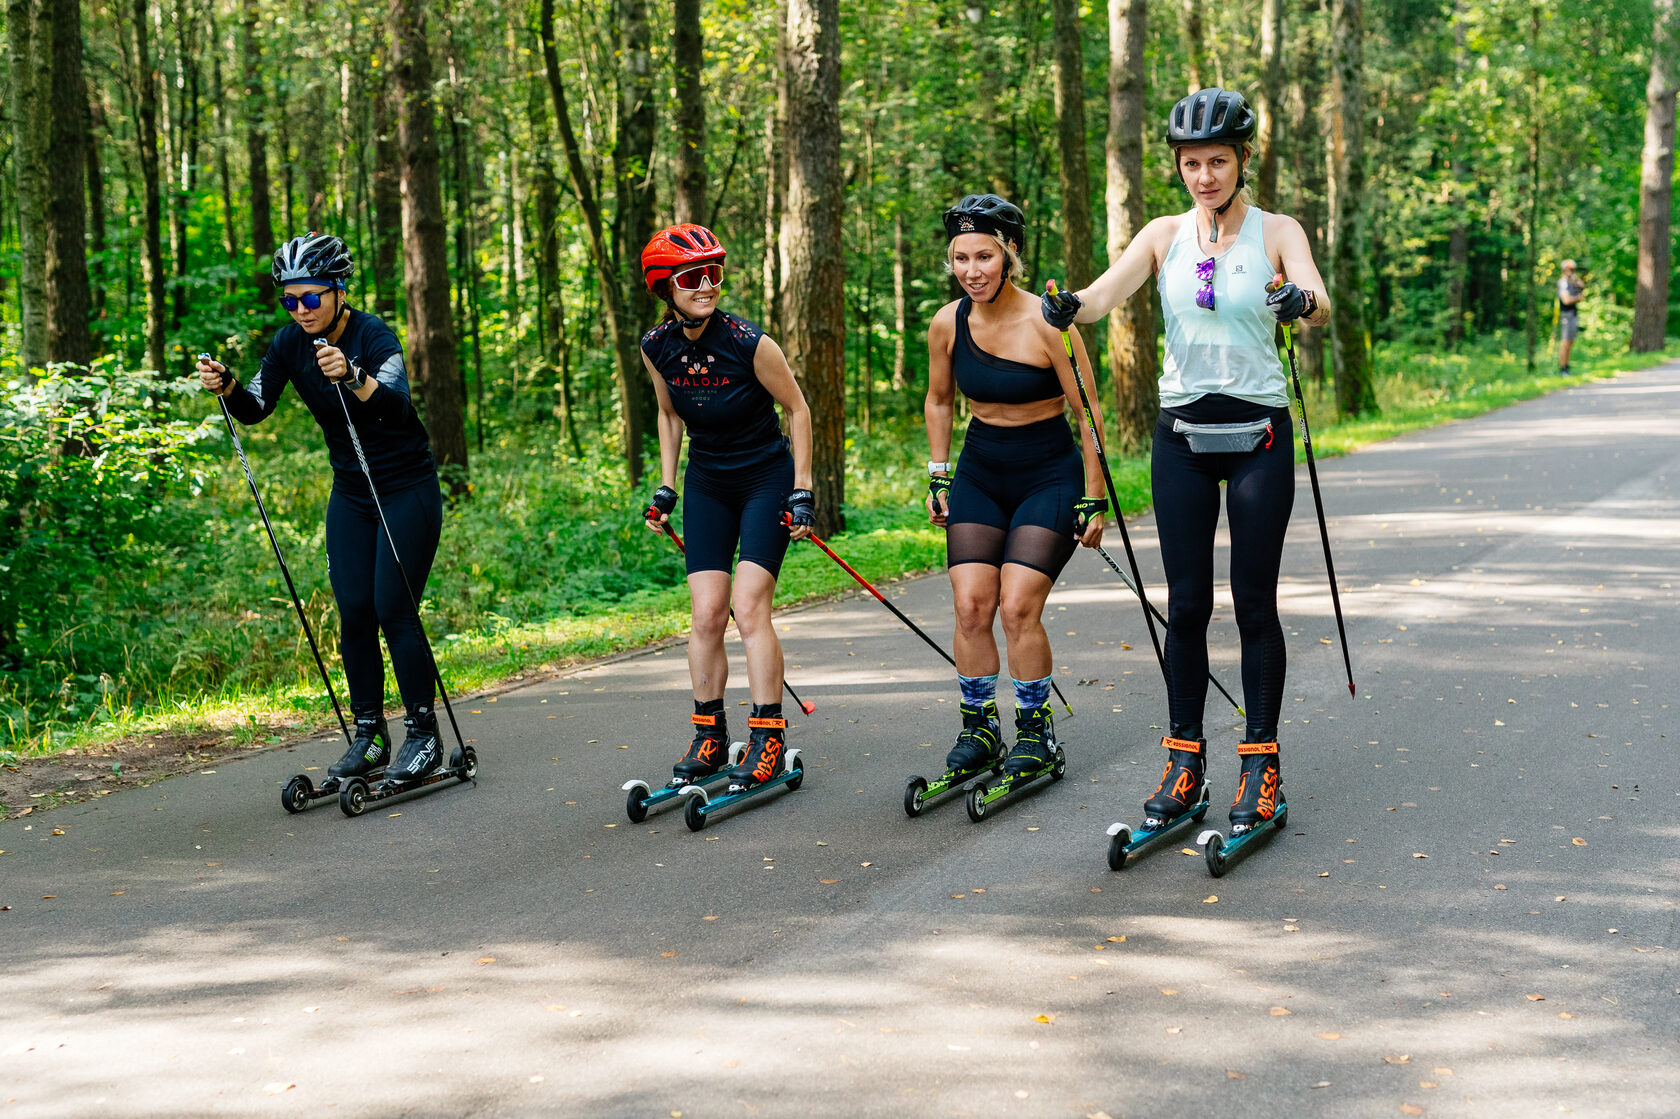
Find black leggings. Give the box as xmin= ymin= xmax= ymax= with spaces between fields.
xmin=1152 ymin=406 xmax=1294 ymax=741
xmin=682 ymin=450 xmax=795 ymax=577
xmin=946 ymin=415 xmax=1082 ymax=579
xmin=326 ymin=479 xmax=444 ymax=713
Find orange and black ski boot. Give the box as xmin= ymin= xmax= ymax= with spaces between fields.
xmin=727 ymin=709 xmax=787 ymax=791
xmin=1143 ymin=736 xmax=1206 ymax=829
xmin=1229 ymin=742 xmax=1282 ymax=835
xmin=673 ymin=705 xmax=730 ymax=783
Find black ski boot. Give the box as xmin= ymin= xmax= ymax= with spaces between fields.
xmin=1003 ymin=704 xmax=1055 ymax=777
xmin=945 ymin=701 xmax=1002 ymax=773
xmin=674 ymin=707 xmax=730 ymax=783
xmin=727 ymin=711 xmax=787 ymax=791
xmin=1229 ymin=741 xmax=1282 ymax=835
xmin=329 ymin=710 xmax=390 ymax=778
xmin=1143 ymin=736 xmax=1206 ymax=829
xmin=386 ymin=707 xmax=443 ymax=783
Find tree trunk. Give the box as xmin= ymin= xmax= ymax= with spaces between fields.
xmin=616 ymin=0 xmax=658 ymax=471
xmin=1524 ymin=2 xmax=1541 ymax=373
xmin=209 ymin=10 xmax=238 ymax=297
xmin=86 ymin=78 xmax=109 ymax=332
xmin=1292 ymin=0 xmax=1328 ymax=383
xmin=1255 ymin=0 xmax=1284 ymax=210
xmin=1050 ymin=0 xmax=1093 ymax=296
xmin=1182 ymin=0 xmax=1208 ymax=94
xmin=242 ymin=0 xmax=275 ymax=302
xmin=782 ymin=0 xmax=845 ymax=535
xmin=1632 ymin=0 xmax=1677 ymax=352
xmin=130 ymin=0 xmax=168 ymax=376
xmin=389 ymin=0 xmax=469 ymax=490
xmin=165 ymin=0 xmax=197 ymax=328
xmin=371 ymin=66 xmax=401 ymax=322
xmin=1443 ymin=3 xmax=1468 ymax=349
xmin=8 ymin=0 xmax=49 ymax=372
xmin=1329 ymin=0 xmax=1375 ymax=415
xmin=45 ymin=0 xmax=91 ymax=368
xmin=1106 ymin=0 xmax=1157 ymax=452
xmin=538 ymin=0 xmax=646 ymax=482
xmin=892 ymin=203 xmax=910 ymax=391
xmin=303 ymin=78 xmax=328 ymax=233
xmin=673 ymin=0 xmax=706 ymax=225
xmin=763 ymin=0 xmax=788 ymax=334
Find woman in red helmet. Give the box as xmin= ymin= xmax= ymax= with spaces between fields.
xmin=640 ymin=223 xmax=815 ymax=792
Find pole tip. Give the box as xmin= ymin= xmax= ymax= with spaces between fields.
xmin=1348 ymin=683 xmax=1357 ymax=698
xmin=801 ymin=702 xmax=816 ymax=715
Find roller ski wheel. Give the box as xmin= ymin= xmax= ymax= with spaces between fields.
xmin=339 ymin=777 xmax=369 ymax=818
xmin=679 ymin=750 xmax=804 ymax=830
xmin=281 ymin=774 xmax=314 ymax=814
xmin=622 ymin=742 xmax=745 ymax=824
xmin=684 ymin=789 xmax=707 ymax=832
xmin=626 ymin=785 xmax=650 ymax=824
xmin=904 ymin=777 xmax=929 ymax=817
xmin=964 ymin=780 xmax=990 ymax=822
xmin=337 ymin=739 xmax=477 ymax=818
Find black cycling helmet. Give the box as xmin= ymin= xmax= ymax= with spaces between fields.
xmin=942 ymin=194 xmax=1026 ymax=251
xmin=1166 ymin=88 xmax=1256 ymax=243
xmin=272 ymin=232 xmax=355 ymax=288
xmin=1166 ymin=87 xmax=1256 ymax=148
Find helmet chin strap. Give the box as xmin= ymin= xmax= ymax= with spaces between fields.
xmin=307 ymin=287 xmax=349 ymax=341
xmin=1207 ymin=172 xmax=1245 ymax=244
xmin=666 ymin=296 xmax=706 ymax=329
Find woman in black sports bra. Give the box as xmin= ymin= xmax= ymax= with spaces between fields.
xmin=924 ymin=194 xmax=1109 ymax=782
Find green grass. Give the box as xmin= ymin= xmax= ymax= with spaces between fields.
xmin=17 ymin=333 xmax=1677 ymax=758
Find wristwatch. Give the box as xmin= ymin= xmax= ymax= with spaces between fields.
xmin=927 ymin=460 xmax=952 ymax=476
xmin=346 ymin=362 xmax=368 ymax=391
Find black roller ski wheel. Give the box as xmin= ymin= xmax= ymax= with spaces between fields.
xmin=1107 ymin=828 xmax=1131 ymax=872
xmin=1193 ymin=802 xmax=1210 ymax=824
xmin=785 ymin=758 xmax=804 ymax=792
xmin=460 ymin=746 xmax=479 ymax=781
xmin=339 ymin=778 xmax=369 ymax=818
xmin=684 ymin=793 xmax=707 ymax=832
xmin=1203 ymin=833 xmax=1228 ymax=878
xmin=965 ymin=783 xmax=988 ymax=823
xmin=281 ymin=775 xmax=313 ymax=814
xmin=1274 ymin=804 xmax=1288 ymax=829
xmin=903 ymin=777 xmax=929 ymax=818
xmin=625 ymin=786 xmax=649 ymax=824
xmin=1050 ymin=746 xmax=1067 ymax=781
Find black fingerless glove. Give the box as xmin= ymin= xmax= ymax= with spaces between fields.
xmin=928 ymin=475 xmax=952 ymax=511
xmin=646 ymin=485 xmax=678 ymax=521
xmin=1041 ymin=285 xmax=1083 ymax=330
xmin=785 ymin=488 xmax=816 ymax=529
xmin=1073 ymin=495 xmax=1109 ymax=533
xmin=1265 ymin=282 xmax=1312 ymax=323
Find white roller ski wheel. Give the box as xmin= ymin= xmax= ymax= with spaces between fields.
xmin=784 ymin=755 xmax=804 ymax=791
xmin=904 ymin=777 xmax=929 ymax=818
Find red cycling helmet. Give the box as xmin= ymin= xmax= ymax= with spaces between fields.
xmin=642 ymin=224 xmax=727 ymax=292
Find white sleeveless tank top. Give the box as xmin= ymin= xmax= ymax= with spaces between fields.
xmin=1156 ymin=206 xmax=1289 ymax=408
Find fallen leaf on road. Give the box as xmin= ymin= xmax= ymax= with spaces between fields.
xmin=1204 ymin=895 xmax=1219 ymax=904
xmin=1419 ymin=1081 xmax=1438 ymax=1089
xmin=1270 ymin=1007 xmax=1291 ymax=1016
xmin=1165 ymin=1026 xmax=1182 ymax=1034
xmin=1033 ymin=1014 xmax=1054 ymax=1024
xmin=661 ymin=951 xmax=678 ymax=958
xmin=1400 ymin=1106 xmax=1423 ymax=1116
xmin=41 ymin=895 xmax=55 ymax=899
xmin=1383 ymin=1054 xmax=1410 ymax=1065
xmin=1106 ymin=936 xmax=1126 ymax=943
xmin=861 ymin=862 xmax=873 ymax=867
xmin=1226 ymin=1070 xmax=1246 ymax=1080
xmin=1180 ymin=848 xmax=1198 ymax=856
xmin=301 ymin=1006 xmax=319 ymax=1014
xmin=1412 ymin=853 xmax=1429 ymax=859
xmin=1317 ymin=1032 xmax=1341 ymax=1040
xmin=1160 ymin=988 xmax=1178 ymax=995
xmin=1526 ymin=994 xmax=1545 ymax=1001
xmin=1572 ymin=838 xmax=1587 ymax=846
xmin=1311 ymin=1081 xmax=1331 ymax=1089
xmin=819 ymin=879 xmax=839 ymax=884
xmin=477 ymin=957 xmax=496 ymax=965
xmin=1559 ymin=1012 xmax=1574 ymax=1019
xmin=263 ymin=1083 xmax=294 ymax=1095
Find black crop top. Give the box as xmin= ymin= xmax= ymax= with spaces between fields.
xmin=952 ymin=298 xmax=1063 ymax=405
xmin=641 ymin=310 xmax=786 ymax=470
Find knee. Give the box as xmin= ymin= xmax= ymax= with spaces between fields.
xmin=997 ymin=594 xmax=1043 ymax=642
xmin=1166 ymin=590 xmax=1212 ymax=632
xmin=691 ymin=602 xmax=730 ymax=643
xmin=952 ymin=587 xmax=998 ymax=635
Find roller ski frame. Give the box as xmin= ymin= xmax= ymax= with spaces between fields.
xmin=1105 ymin=784 xmax=1213 ymax=870
xmin=621 ymin=742 xmax=747 ymax=823
xmin=679 ymin=748 xmax=804 ymax=830
xmin=1198 ymin=798 xmax=1288 ymax=877
xmin=904 ymin=756 xmax=1004 ymax=817
xmin=963 ymin=744 xmax=1066 ymax=821
xmin=281 ymin=766 xmax=388 ymax=814
xmin=334 ymin=745 xmax=479 ymax=817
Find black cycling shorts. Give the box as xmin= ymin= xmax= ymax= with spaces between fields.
xmin=945 ymin=415 xmax=1082 ymax=579
xmin=681 ymin=449 xmax=795 ymax=578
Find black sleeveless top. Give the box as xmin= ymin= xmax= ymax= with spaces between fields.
xmin=641 ymin=310 xmax=786 ymax=470
xmin=953 ymin=298 xmax=1063 ymax=405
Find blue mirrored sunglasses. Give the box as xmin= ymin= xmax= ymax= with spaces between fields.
xmin=281 ymin=289 xmax=334 ymax=312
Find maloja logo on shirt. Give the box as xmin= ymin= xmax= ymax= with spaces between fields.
xmin=670 ymin=353 xmax=734 ymax=391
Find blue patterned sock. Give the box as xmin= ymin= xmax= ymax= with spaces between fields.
xmin=1012 ymin=675 xmax=1051 ymax=711
xmin=958 ymin=673 xmax=998 ymax=708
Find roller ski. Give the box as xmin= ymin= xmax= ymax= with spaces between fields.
xmin=338 ymin=709 xmax=478 ymax=817
xmin=280 ymin=712 xmax=392 ymax=813
xmin=964 ymin=704 xmax=1066 ymax=822
xmin=904 ymin=701 xmax=1005 ymax=817
xmin=1198 ymin=742 xmax=1287 ymax=877
xmin=681 ymin=713 xmax=804 ymax=830
xmin=622 ymin=711 xmax=746 ymax=823
xmin=1106 ymin=736 xmax=1211 ymax=870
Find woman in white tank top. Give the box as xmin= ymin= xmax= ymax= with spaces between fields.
xmin=1040 ymin=87 xmax=1333 ymax=853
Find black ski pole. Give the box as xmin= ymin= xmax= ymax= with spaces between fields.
xmin=1090 ymin=542 xmax=1243 ymax=717
xmin=803 ymin=528 xmax=1074 ymax=717
xmin=643 ymin=509 xmax=816 ymax=715
xmin=200 ymin=354 xmax=352 ymax=748
xmin=325 ymin=352 xmax=469 ymax=749
xmin=1043 ymin=281 xmax=1169 ymax=687
xmin=1266 ymin=277 xmax=1357 ymax=699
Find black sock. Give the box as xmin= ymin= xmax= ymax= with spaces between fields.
xmin=750 ymin=702 xmax=783 ymax=722
xmin=694 ymin=697 xmax=725 ymax=718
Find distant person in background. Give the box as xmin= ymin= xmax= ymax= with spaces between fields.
xmin=1558 ymin=260 xmax=1584 ymax=374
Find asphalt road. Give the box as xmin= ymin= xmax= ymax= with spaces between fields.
xmin=4 ymin=364 xmax=1677 ymax=1119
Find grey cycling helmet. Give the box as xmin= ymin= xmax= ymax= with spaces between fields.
xmin=272 ymin=232 xmax=354 ymax=287
xmin=1166 ymin=88 xmax=1256 ymax=242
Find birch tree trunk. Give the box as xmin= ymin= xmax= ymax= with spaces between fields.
xmin=389 ymin=0 xmax=469 ymax=489
xmin=8 ymin=0 xmax=50 ymax=371
xmin=782 ymin=0 xmax=845 ymax=534
xmin=1329 ymin=0 xmax=1375 ymax=415
xmin=1050 ymin=0 xmax=1093 ymax=295
xmin=1632 ymin=0 xmax=1678 ymax=352
xmin=1106 ymin=0 xmax=1157 ymax=452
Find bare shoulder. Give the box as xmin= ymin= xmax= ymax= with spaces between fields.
xmin=929 ymin=301 xmax=959 ymax=340
xmin=1263 ymin=210 xmax=1308 ymax=243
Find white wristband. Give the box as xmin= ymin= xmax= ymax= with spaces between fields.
xmin=927 ymin=460 xmax=952 ymax=476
